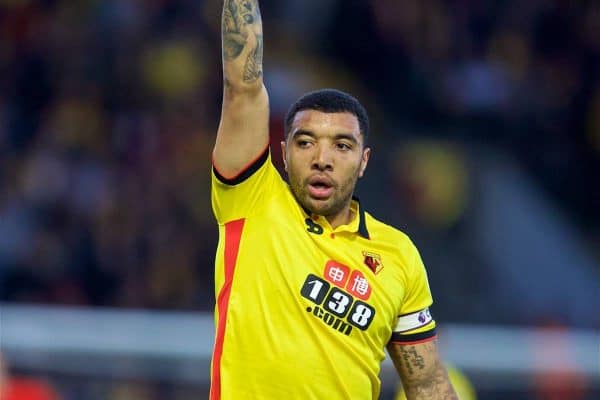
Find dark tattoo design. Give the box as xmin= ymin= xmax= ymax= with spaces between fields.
xmin=222 ymin=0 xmax=246 ymax=60
xmin=243 ymin=34 xmax=263 ymax=81
xmin=222 ymin=0 xmax=263 ymax=83
xmin=399 ymin=345 xmax=426 ymax=376
xmin=405 ymin=363 xmax=457 ymax=400
xmin=389 ymin=341 xmax=458 ymax=399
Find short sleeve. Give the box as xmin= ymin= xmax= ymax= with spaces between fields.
xmin=400 ymin=246 xmax=434 ymax=315
xmin=389 ymin=244 xmax=437 ymax=344
xmin=211 ymin=147 xmax=283 ymax=224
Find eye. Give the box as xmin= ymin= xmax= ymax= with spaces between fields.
xmin=297 ymin=139 xmax=313 ymax=148
xmin=336 ymin=142 xmax=352 ymax=151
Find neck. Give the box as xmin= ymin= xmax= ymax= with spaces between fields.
xmin=326 ymin=204 xmax=354 ymax=229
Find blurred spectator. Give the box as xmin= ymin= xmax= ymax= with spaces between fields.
xmin=1 ymin=353 xmax=61 ymax=400
xmin=531 ymin=324 xmax=590 ymax=400
xmin=3 ymin=377 xmax=61 ymax=400
xmin=390 ymin=139 xmax=469 ymax=230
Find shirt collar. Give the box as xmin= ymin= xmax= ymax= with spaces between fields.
xmin=354 ymin=196 xmax=371 ymax=239
xmin=302 ymin=196 xmax=370 ymax=239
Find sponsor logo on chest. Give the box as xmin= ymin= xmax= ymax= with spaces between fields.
xmin=299 ymin=260 xmax=376 ymax=336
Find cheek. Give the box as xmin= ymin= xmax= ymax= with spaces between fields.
xmin=347 ymin=159 xmax=363 ymax=177
xmin=286 ymin=157 xmax=303 ymax=180
xmin=336 ymin=164 xmax=360 ymax=190
xmin=287 ymin=152 xmax=308 ymax=171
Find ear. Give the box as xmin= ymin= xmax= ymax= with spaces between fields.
xmin=280 ymin=140 xmax=288 ymax=171
xmin=358 ymin=147 xmax=371 ymax=178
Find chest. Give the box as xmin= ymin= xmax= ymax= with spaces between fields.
xmin=234 ymin=210 xmax=407 ymax=339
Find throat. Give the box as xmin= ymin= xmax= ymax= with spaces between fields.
xmin=326 ymin=207 xmax=354 ymax=230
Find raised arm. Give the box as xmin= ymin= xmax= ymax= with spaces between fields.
xmin=387 ymin=340 xmax=458 ymax=400
xmin=213 ymin=0 xmax=269 ymax=178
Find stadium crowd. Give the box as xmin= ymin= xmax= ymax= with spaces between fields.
xmin=1 ymin=0 xmax=598 ymax=323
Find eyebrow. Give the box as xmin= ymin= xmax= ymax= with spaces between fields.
xmin=292 ymin=129 xmax=359 ymax=144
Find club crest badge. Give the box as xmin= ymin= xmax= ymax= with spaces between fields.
xmin=362 ymin=251 xmax=383 ymax=274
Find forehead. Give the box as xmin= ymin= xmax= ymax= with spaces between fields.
xmin=291 ymin=110 xmax=361 ymax=137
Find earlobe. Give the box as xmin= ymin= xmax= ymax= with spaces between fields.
xmin=280 ymin=140 xmax=288 ymax=171
xmin=359 ymin=147 xmax=371 ymax=178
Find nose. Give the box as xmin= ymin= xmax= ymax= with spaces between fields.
xmin=311 ymin=144 xmax=333 ymax=171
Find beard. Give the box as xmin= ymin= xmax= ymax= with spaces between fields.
xmin=287 ymin=167 xmax=359 ymax=218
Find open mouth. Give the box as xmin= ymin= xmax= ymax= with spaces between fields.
xmin=307 ymin=176 xmax=334 ymax=199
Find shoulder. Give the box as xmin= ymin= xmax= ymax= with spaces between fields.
xmin=363 ymin=211 xmax=424 ymax=276
xmin=364 ymin=212 xmax=419 ymax=254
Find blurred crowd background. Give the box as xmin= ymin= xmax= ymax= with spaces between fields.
xmin=1 ymin=0 xmax=598 ymax=399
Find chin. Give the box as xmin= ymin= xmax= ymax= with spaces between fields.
xmin=292 ymin=186 xmax=340 ymax=216
xmin=304 ymin=197 xmax=340 ymax=217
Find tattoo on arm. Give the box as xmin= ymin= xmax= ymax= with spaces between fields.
xmin=222 ymin=0 xmax=263 ymax=83
xmin=400 ymin=345 xmax=426 ymax=376
xmin=404 ymin=362 xmax=457 ymax=400
xmin=243 ymin=34 xmax=263 ymax=81
xmin=390 ymin=342 xmax=458 ymax=400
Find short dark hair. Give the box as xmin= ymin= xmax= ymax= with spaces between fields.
xmin=284 ymin=89 xmax=370 ymax=145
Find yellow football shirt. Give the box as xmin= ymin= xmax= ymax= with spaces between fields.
xmin=210 ymin=148 xmax=437 ymax=400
